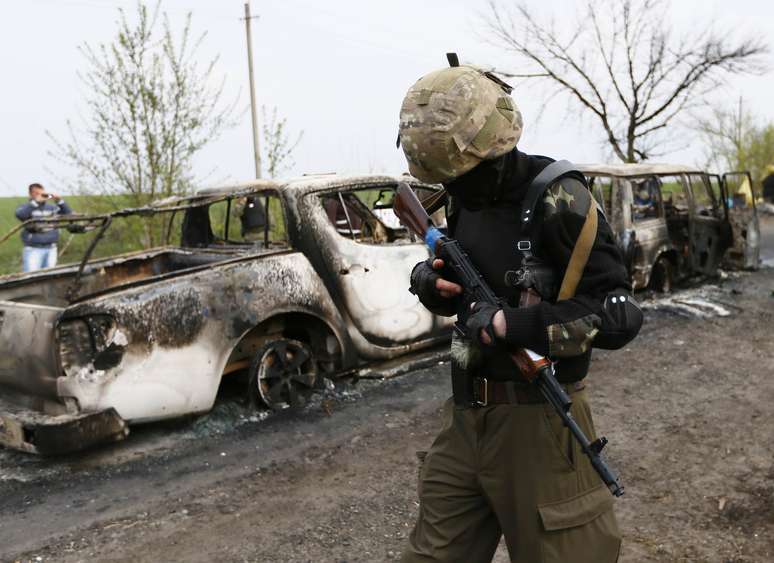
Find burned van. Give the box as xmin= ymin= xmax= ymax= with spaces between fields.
xmin=578 ymin=164 xmax=760 ymax=291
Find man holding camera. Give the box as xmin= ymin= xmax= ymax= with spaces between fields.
xmin=15 ymin=182 xmax=73 ymax=272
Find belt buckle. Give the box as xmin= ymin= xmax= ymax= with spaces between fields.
xmin=471 ymin=377 xmax=488 ymax=407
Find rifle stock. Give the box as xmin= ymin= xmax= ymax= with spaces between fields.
xmin=393 ymin=183 xmax=434 ymax=245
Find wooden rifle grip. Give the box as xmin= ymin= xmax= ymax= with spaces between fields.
xmin=510 ymin=349 xmax=538 ymax=382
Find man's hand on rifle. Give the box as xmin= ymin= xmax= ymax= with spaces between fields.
xmin=425 ymin=259 xmax=506 ymax=345
xmin=467 ymin=302 xmax=506 ymax=346
xmin=431 ymin=259 xmax=463 ymax=298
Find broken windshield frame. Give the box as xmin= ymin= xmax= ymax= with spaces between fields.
xmin=0 ymin=188 xmax=280 ymax=295
xmin=316 ymin=183 xmax=443 ymax=245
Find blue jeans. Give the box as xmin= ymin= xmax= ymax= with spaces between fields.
xmin=22 ymin=245 xmax=58 ymax=272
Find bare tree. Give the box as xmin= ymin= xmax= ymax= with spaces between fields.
xmin=260 ymin=106 xmax=303 ymax=179
xmin=48 ymin=2 xmax=237 ymax=244
xmin=484 ymin=0 xmax=768 ymax=162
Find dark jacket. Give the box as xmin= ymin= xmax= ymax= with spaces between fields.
xmin=763 ymin=173 xmax=774 ymax=202
xmin=410 ymin=149 xmax=642 ymax=384
xmin=15 ymin=199 xmax=73 ymax=247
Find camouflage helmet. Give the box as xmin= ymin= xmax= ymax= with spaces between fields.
xmin=398 ymin=61 xmax=523 ymax=184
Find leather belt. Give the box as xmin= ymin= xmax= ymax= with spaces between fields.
xmin=470 ymin=377 xmax=586 ymax=407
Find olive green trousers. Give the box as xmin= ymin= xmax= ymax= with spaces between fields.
xmin=402 ymin=389 xmax=621 ymax=563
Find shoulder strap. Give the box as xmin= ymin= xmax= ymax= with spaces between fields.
xmin=520 ymin=160 xmax=586 ymax=232
xmin=519 ymin=159 xmax=598 ymax=300
xmin=420 ymin=188 xmax=448 ymax=215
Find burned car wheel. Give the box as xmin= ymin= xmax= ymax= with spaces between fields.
xmin=247 ymin=338 xmax=318 ymax=410
xmin=650 ymin=256 xmax=673 ymax=293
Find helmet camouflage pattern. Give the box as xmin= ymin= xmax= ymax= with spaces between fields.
xmin=398 ymin=64 xmax=523 ymax=184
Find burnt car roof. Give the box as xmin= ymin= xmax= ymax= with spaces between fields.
xmin=1 ymin=174 xmax=435 ymax=246
xmin=190 ymin=173 xmax=432 ymax=200
xmin=577 ymin=163 xmax=703 ymax=177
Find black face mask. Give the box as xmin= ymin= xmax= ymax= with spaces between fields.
xmin=443 ymin=156 xmax=507 ymax=210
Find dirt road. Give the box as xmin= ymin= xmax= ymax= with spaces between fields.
xmin=2 ymin=261 xmax=774 ymax=562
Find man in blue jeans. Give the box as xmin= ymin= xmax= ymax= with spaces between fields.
xmin=15 ymin=183 xmax=73 ymax=272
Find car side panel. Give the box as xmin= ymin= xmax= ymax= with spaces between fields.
xmin=296 ymin=192 xmax=452 ymax=347
xmin=0 ymin=302 xmax=61 ymax=403
xmin=57 ymin=252 xmax=348 ymax=422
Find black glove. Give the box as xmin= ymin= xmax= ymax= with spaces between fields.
xmin=409 ymin=259 xmax=441 ymax=297
xmin=465 ymin=302 xmax=500 ymax=346
xmin=409 ymin=260 xmax=457 ymax=317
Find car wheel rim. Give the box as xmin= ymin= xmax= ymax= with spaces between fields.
xmin=255 ymin=339 xmax=317 ymax=409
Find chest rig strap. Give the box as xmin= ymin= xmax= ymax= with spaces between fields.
xmin=520 ymin=160 xmax=588 ymax=233
xmin=517 ymin=159 xmax=599 ymax=301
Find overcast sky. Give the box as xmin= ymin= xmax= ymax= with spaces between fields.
xmin=0 ymin=0 xmax=772 ymax=196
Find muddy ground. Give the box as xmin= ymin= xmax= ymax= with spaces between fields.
xmin=2 ymin=225 xmax=774 ymax=563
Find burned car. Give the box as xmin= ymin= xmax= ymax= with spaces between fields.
xmin=0 ymin=175 xmax=452 ymax=454
xmin=579 ymin=164 xmax=760 ymax=291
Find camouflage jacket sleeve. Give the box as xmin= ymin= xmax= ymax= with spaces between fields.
xmin=502 ymin=177 xmax=642 ymax=357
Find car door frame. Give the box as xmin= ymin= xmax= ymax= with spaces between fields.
xmin=625 ymin=175 xmax=672 ymax=289
xmin=719 ymin=171 xmax=761 ymax=269
xmin=296 ymin=181 xmax=453 ymax=351
xmin=684 ymin=172 xmax=727 ymax=276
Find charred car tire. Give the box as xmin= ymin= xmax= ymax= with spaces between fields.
xmin=247 ymin=338 xmax=318 ymax=410
xmin=650 ymin=256 xmax=673 ymax=293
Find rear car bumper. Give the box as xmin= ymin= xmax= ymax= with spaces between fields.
xmin=0 ymin=398 xmax=128 ymax=455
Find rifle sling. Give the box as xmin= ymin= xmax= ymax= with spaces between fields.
xmin=520 ymin=159 xmax=599 ymax=300
xmin=557 ymin=199 xmax=598 ymax=301
xmin=420 ymin=188 xmax=448 ymax=215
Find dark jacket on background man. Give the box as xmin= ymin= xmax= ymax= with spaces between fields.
xmin=410 ymin=148 xmax=642 ymax=385
xmin=15 ymin=199 xmax=73 ymax=246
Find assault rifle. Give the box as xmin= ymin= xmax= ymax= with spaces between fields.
xmin=393 ymin=182 xmax=624 ymax=497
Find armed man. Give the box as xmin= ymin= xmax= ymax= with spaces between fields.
xmin=396 ymin=56 xmax=643 ymax=562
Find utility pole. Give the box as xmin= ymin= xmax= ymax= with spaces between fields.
xmin=243 ymin=2 xmax=262 ymax=179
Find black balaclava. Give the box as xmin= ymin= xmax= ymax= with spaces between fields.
xmin=443 ymin=150 xmax=520 ymax=210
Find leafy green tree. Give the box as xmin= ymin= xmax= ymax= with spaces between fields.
xmin=261 ymin=106 xmax=303 ymax=179
xmin=49 ymin=1 xmax=237 ymax=247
